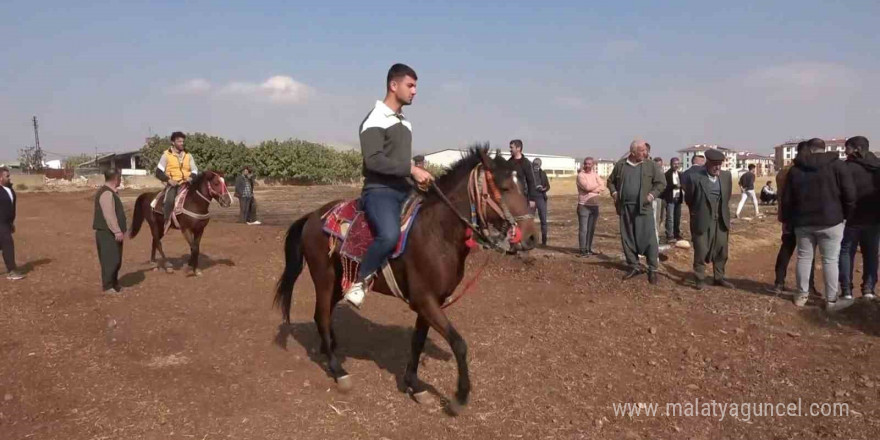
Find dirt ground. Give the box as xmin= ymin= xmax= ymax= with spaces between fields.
xmin=2 ymin=185 xmax=879 ymax=439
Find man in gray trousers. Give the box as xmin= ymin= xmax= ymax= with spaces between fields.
xmin=607 ymin=139 xmax=666 ymax=284
xmin=781 ymin=138 xmax=856 ymax=311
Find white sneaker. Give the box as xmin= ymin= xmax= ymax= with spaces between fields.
xmin=6 ymin=271 xmax=25 ymax=281
xmin=343 ymin=282 xmax=365 ymax=308
xmin=793 ymin=293 xmax=809 ymax=307
xmin=247 ymin=221 xmax=262 ymax=225
xmin=863 ymin=293 xmax=877 ymax=301
xmin=826 ymin=298 xmax=855 ymax=313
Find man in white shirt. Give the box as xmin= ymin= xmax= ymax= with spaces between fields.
xmin=0 ymin=167 xmax=24 ymax=280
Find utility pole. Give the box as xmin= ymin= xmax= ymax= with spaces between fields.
xmin=32 ymin=116 xmax=44 ymax=170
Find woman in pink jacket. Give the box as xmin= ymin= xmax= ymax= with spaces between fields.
xmin=576 ymin=157 xmax=605 ymax=256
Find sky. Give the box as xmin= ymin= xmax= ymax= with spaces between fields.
xmin=2 ymin=0 xmax=879 ymax=162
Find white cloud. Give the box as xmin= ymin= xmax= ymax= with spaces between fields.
xmin=741 ymin=62 xmax=861 ymax=101
xmin=168 ymin=78 xmax=212 ymax=95
xmin=219 ymin=75 xmax=311 ymax=103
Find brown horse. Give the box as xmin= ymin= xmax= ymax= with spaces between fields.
xmin=274 ymin=147 xmax=538 ymax=413
xmin=130 ymin=170 xmax=232 ymax=275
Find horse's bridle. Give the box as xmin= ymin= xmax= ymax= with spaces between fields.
xmin=182 ymin=175 xmax=228 ymax=221
xmin=430 ymin=164 xmax=532 ymax=252
xmin=192 ymin=175 xmax=227 ymax=204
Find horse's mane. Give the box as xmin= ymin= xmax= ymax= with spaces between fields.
xmin=191 ymin=170 xmax=222 ymax=188
xmin=432 ymin=143 xmax=514 ymax=196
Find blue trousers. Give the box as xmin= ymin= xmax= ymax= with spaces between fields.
xmin=357 ymin=186 xmax=409 ymax=281
xmin=839 ymin=223 xmax=880 ymax=294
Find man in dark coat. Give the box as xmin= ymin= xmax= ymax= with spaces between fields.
xmin=660 ymin=157 xmax=684 ymax=242
xmin=533 ymin=158 xmax=551 ymax=246
xmin=234 ymin=165 xmax=260 ymax=225
xmin=508 ymin=139 xmax=538 ymax=211
xmin=0 ymin=166 xmax=24 ymax=280
xmin=684 ymin=149 xmax=734 ymax=290
xmin=607 ymin=139 xmax=666 ymax=284
xmin=838 ymin=136 xmax=880 ymax=300
xmin=781 ymin=138 xmax=856 ymax=311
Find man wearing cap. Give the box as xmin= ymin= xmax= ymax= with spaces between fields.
xmin=413 ymin=155 xmax=426 ymax=169
xmin=684 ymin=148 xmax=734 ymax=290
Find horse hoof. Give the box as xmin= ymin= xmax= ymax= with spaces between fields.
xmin=336 ymin=375 xmax=353 ymax=392
xmin=410 ymin=390 xmax=434 ymax=405
xmin=194 ymin=270 xmax=203 ymax=277
xmin=447 ymin=400 xmax=467 ymax=416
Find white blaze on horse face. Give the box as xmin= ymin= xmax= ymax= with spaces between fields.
xmin=512 ymin=172 xmax=519 ymax=187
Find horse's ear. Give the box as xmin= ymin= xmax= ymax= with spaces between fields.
xmin=479 ymin=149 xmax=494 ymax=170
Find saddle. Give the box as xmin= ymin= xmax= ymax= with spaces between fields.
xmin=322 ymin=195 xmax=422 ymax=262
xmin=322 ymin=195 xmax=423 ymax=297
xmin=150 ymin=184 xmax=191 ymax=231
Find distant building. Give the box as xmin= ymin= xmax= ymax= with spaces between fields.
xmin=736 ymin=152 xmax=775 ymax=177
xmin=677 ymin=144 xmax=737 ymax=171
xmin=774 ymin=138 xmax=847 ymax=169
xmin=422 ymin=149 xmax=577 ymax=177
xmin=593 ymin=159 xmax=616 ymax=178
xmin=76 ymin=150 xmax=148 ymax=176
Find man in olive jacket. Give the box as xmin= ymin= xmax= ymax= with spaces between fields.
xmin=684 ymin=149 xmax=734 ymax=290
xmin=607 ymin=139 xmax=666 ymax=284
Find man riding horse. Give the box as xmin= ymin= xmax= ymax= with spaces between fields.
xmin=155 ymin=131 xmax=199 ymax=231
xmin=342 ymin=63 xmax=434 ymax=308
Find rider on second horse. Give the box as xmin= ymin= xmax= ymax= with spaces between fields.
xmin=155 ymin=131 xmax=199 ymax=230
xmin=342 ymin=63 xmax=434 ymax=308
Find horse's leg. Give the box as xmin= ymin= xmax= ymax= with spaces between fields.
xmin=404 ymin=315 xmax=432 ymax=403
xmin=417 ymin=301 xmax=470 ymax=414
xmin=188 ymin=228 xmax=204 ymax=276
xmin=181 ymin=228 xmax=195 ymax=274
xmin=151 ymin=215 xmax=171 ymax=272
xmin=314 ymin=271 xmax=350 ymax=390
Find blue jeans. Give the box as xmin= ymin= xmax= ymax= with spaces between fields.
xmin=665 ymin=200 xmax=682 ymax=240
xmin=357 ymin=186 xmax=409 ymax=281
xmin=839 ymin=223 xmax=880 ymax=294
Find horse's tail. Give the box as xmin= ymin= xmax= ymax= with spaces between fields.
xmin=274 ymin=215 xmax=309 ymax=324
xmin=130 ymin=193 xmax=150 ymax=239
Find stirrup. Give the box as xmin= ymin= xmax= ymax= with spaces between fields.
xmin=343 ymin=282 xmax=365 ymax=308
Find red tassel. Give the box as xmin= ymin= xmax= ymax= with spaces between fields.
xmin=464 ymin=228 xmax=478 ymax=249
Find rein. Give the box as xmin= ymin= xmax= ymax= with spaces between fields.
xmin=428 ymin=163 xmax=530 ymax=252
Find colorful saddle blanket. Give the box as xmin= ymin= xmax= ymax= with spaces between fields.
xmin=150 ymin=185 xmax=190 ymax=216
xmin=322 ymin=195 xmax=423 ymax=263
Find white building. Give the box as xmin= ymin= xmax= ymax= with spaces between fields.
xmin=422 ymin=149 xmax=577 ymax=177
xmin=736 ymin=152 xmax=775 ymax=177
xmin=677 ymin=144 xmax=737 ymax=171
xmin=593 ymin=159 xmax=616 ymax=178
xmin=774 ymin=138 xmax=846 ymax=169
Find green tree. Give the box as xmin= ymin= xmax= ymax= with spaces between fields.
xmin=63 ymin=153 xmax=93 ymax=169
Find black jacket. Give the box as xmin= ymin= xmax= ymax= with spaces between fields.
xmin=0 ymin=184 xmax=15 ymax=226
xmin=660 ymin=168 xmax=683 ymax=203
xmin=781 ymin=152 xmax=856 ymax=228
xmin=844 ymin=152 xmax=880 ymax=225
xmin=508 ymin=156 xmax=538 ymax=201
xmin=738 ymin=172 xmax=755 ymax=191
xmin=534 ymin=167 xmax=550 ymax=200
